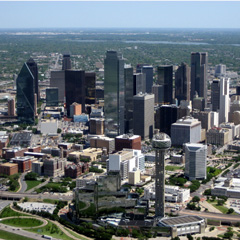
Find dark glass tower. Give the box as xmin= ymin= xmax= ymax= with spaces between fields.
xmin=175 ymin=62 xmax=190 ymax=103
xmin=124 ymin=66 xmax=134 ymax=133
xmin=211 ymin=79 xmax=220 ymax=111
xmin=190 ymin=52 xmax=208 ymax=107
xmin=26 ymin=58 xmax=39 ymax=102
xmin=157 ymin=65 xmax=173 ymax=104
xmin=46 ymin=87 xmax=59 ymax=107
xmin=85 ymin=72 xmax=96 ymax=104
xmin=62 ymin=54 xmax=71 ymax=70
xmin=16 ymin=63 xmax=35 ymax=123
xmin=104 ymin=51 xmax=125 ymax=137
xmin=136 ymin=64 xmax=153 ymax=93
xmin=65 ymin=70 xmax=85 ymax=116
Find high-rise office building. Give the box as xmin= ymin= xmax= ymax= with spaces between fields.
xmin=152 ymin=133 xmax=171 ymax=218
xmin=215 ymin=64 xmax=226 ymax=78
xmin=211 ymin=79 xmax=220 ymax=111
xmin=133 ymin=93 xmax=154 ymax=139
xmin=152 ymin=85 xmax=164 ymax=104
xmin=175 ymin=62 xmax=190 ymax=103
xmin=104 ymin=51 xmax=125 ymax=137
xmin=26 ymin=58 xmax=39 ymax=102
xmin=50 ymin=71 xmax=65 ymax=103
xmin=155 ymin=105 xmax=179 ymax=136
xmin=136 ymin=64 xmax=154 ymax=94
xmin=65 ymin=70 xmax=85 ymax=116
xmin=16 ymin=62 xmax=35 ymax=123
xmin=190 ymin=52 xmax=208 ymax=106
xmin=157 ymin=65 xmax=173 ymax=104
xmin=8 ymin=98 xmax=15 ymax=116
xmin=62 ymin=54 xmax=71 ymax=70
xmin=124 ymin=66 xmax=134 ymax=133
xmin=185 ymin=143 xmax=207 ymax=181
xmin=46 ymin=87 xmax=59 ymax=107
xmin=85 ymin=72 xmax=96 ymax=104
xmin=219 ymin=77 xmax=230 ymax=124
xmin=134 ymin=73 xmax=146 ymax=95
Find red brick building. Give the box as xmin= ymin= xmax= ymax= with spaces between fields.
xmin=64 ymin=162 xmax=89 ymax=178
xmin=0 ymin=162 xmax=18 ymax=176
xmin=12 ymin=156 xmax=32 ymax=172
xmin=115 ymin=134 xmax=141 ymax=152
xmin=3 ymin=148 xmax=27 ymax=160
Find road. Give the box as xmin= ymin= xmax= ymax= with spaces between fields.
xmin=26 ymin=178 xmax=50 ymax=194
xmin=0 ymin=223 xmax=60 ymax=240
xmin=0 ymin=191 xmax=73 ymax=201
xmin=179 ymin=209 xmax=240 ymax=222
xmin=18 ymin=172 xmax=28 ymax=193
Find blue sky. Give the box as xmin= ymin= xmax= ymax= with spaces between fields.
xmin=0 ymin=1 xmax=240 ymax=29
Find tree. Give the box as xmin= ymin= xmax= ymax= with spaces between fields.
xmin=25 ymin=172 xmax=38 ymax=181
xmin=227 ymin=208 xmax=234 ymax=214
xmin=57 ymin=128 xmax=62 ymax=134
xmin=187 ymin=234 xmax=193 ymax=240
xmin=192 ymin=196 xmax=200 ymax=202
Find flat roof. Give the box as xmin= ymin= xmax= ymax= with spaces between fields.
xmin=160 ymin=215 xmax=204 ymax=227
xmin=0 ymin=162 xmax=18 ymax=167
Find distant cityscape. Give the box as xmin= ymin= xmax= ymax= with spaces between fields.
xmin=1 ymin=29 xmax=240 ymax=240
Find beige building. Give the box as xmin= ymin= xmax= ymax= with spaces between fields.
xmin=206 ymin=127 xmax=230 ymax=146
xmin=128 ymin=169 xmax=141 ymax=185
xmin=68 ymin=148 xmax=102 ymax=162
xmin=90 ymin=136 xmax=115 ymax=153
xmin=192 ymin=110 xmax=211 ymax=130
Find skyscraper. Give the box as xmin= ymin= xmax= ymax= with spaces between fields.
xmin=190 ymin=52 xmax=208 ymax=106
xmin=124 ymin=65 xmax=134 ymax=133
xmin=136 ymin=64 xmax=154 ymax=93
xmin=62 ymin=54 xmax=71 ymax=70
xmin=65 ymin=70 xmax=85 ymax=116
xmin=175 ymin=62 xmax=190 ymax=103
xmin=185 ymin=143 xmax=207 ymax=181
xmin=219 ymin=77 xmax=230 ymax=124
xmin=152 ymin=133 xmax=171 ymax=218
xmin=46 ymin=87 xmax=59 ymax=107
xmin=8 ymin=98 xmax=15 ymax=116
xmin=211 ymin=79 xmax=220 ymax=111
xmin=16 ymin=62 xmax=35 ymax=123
xmin=133 ymin=93 xmax=154 ymax=139
xmin=157 ymin=65 xmax=173 ymax=104
xmin=133 ymin=73 xmax=146 ymax=95
xmin=50 ymin=71 xmax=65 ymax=103
xmin=85 ymin=72 xmax=96 ymax=104
xmin=104 ymin=51 xmax=125 ymax=137
xmin=26 ymin=58 xmax=39 ymax=102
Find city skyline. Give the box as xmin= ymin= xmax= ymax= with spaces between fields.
xmin=0 ymin=1 xmax=240 ymax=29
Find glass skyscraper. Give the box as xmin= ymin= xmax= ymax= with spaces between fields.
xmin=104 ymin=51 xmax=125 ymax=137
xmin=16 ymin=63 xmax=35 ymax=123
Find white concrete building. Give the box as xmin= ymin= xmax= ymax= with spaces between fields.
xmin=144 ymin=182 xmax=190 ymax=203
xmin=107 ymin=149 xmax=145 ymax=179
xmin=219 ymin=77 xmax=230 ymax=124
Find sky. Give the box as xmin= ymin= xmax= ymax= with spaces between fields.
xmin=0 ymin=1 xmax=240 ymax=29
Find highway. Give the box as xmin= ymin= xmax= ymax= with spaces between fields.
xmin=0 ymin=191 xmax=73 ymax=201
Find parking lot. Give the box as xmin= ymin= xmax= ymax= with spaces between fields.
xmin=18 ymin=202 xmax=56 ymax=214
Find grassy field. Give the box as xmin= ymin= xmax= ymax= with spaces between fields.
xmin=1 ymin=218 xmax=43 ymax=228
xmin=26 ymin=180 xmax=42 ymax=191
xmin=27 ymin=221 xmax=74 ymax=240
xmin=207 ymin=200 xmax=237 ymax=215
xmin=0 ymin=229 xmax=35 ymax=240
xmin=0 ymin=206 xmax=28 ymax=218
xmin=165 ymin=165 xmax=183 ymax=171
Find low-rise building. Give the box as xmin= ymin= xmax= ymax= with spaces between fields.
xmin=171 ymin=155 xmax=184 ymax=164
xmin=115 ymin=134 xmax=141 ymax=151
xmin=206 ymin=127 xmax=230 ymax=146
xmin=43 ymin=158 xmax=66 ymax=177
xmin=144 ymin=182 xmax=190 ymax=203
xmin=128 ymin=168 xmax=141 ymax=185
xmin=76 ymin=173 xmax=96 ymax=188
xmin=89 ymin=136 xmax=115 ymax=153
xmin=65 ymin=162 xmax=89 ymax=178
xmin=32 ymin=161 xmax=44 ymax=175
xmin=68 ymin=148 xmax=102 ymax=163
xmin=11 ymin=156 xmax=33 ymax=172
xmin=40 ymin=119 xmax=58 ymax=135
xmin=0 ymin=162 xmax=18 ymax=176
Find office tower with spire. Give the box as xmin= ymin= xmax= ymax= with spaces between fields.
xmin=104 ymin=51 xmax=125 ymax=137
xmin=211 ymin=79 xmax=220 ymax=111
xmin=175 ymin=62 xmax=190 ymax=103
xmin=157 ymin=65 xmax=173 ymax=104
xmin=16 ymin=62 xmax=35 ymax=123
xmin=152 ymin=133 xmax=171 ymax=218
xmin=26 ymin=58 xmax=39 ymax=102
xmin=219 ymin=77 xmax=230 ymax=124
xmin=190 ymin=52 xmax=208 ymax=107
xmin=62 ymin=54 xmax=71 ymax=70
